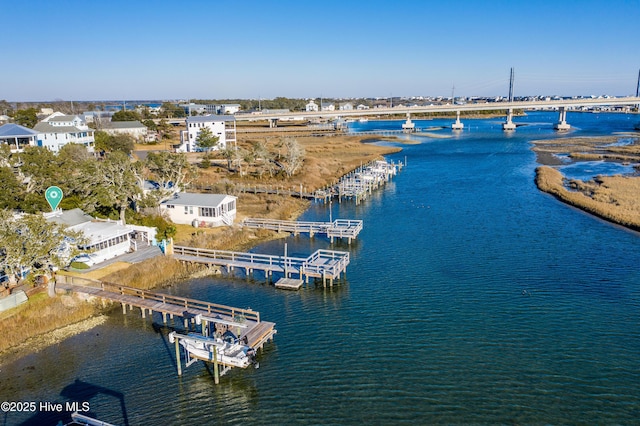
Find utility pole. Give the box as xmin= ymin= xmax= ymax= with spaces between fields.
xmin=508 ymin=67 xmax=515 ymax=103
xmin=636 ymin=69 xmax=640 ymax=111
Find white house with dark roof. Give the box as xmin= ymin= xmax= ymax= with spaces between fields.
xmin=0 ymin=123 xmax=38 ymax=152
xmin=34 ymin=113 xmax=94 ymax=153
xmin=102 ymin=120 xmax=149 ymax=141
xmin=177 ymin=115 xmax=236 ymax=153
xmin=160 ymin=193 xmax=237 ymax=227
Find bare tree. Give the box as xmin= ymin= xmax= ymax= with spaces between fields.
xmin=282 ymin=137 xmax=305 ymax=178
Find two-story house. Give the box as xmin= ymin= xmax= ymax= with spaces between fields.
xmin=33 ymin=112 xmax=95 ymax=153
xmin=177 ymin=115 xmax=236 ymax=153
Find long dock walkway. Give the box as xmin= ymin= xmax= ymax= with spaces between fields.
xmin=55 ymin=276 xmax=276 ymax=351
xmin=242 ymin=218 xmax=363 ymax=243
xmin=172 ymin=245 xmax=349 ymax=286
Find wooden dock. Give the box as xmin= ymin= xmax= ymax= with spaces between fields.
xmin=242 ymin=218 xmax=363 ymax=243
xmin=55 ymin=276 xmax=276 ymax=351
xmin=172 ymin=245 xmax=349 ymax=287
xmin=314 ymin=159 xmax=402 ymax=204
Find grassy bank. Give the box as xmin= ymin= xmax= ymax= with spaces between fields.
xmin=535 ymin=166 xmax=640 ymax=231
xmin=0 ymin=292 xmax=107 ymax=360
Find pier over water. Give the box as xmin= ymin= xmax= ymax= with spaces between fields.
xmin=172 ymin=245 xmax=350 ymax=287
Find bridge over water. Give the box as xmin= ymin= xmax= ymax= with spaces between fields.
xmin=234 ymin=96 xmax=640 ymax=132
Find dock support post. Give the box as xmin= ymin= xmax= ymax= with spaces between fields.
xmin=122 ymin=303 xmax=126 ymax=314
xmin=175 ymin=337 xmax=182 ymax=376
xmin=141 ymin=308 xmax=146 ymax=319
xmin=213 ymin=347 xmax=220 ymax=385
xmin=162 ymin=312 xmax=167 ymax=324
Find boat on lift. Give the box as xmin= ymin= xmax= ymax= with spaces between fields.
xmin=169 ymin=331 xmax=256 ymax=369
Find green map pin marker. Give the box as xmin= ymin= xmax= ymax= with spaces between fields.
xmin=45 ymin=186 xmax=63 ymax=211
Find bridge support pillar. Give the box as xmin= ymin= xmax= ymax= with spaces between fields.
xmin=554 ymin=107 xmax=571 ymax=131
xmin=269 ymin=118 xmax=278 ymax=128
xmin=452 ymin=111 xmax=464 ymax=130
xmin=401 ymin=113 xmax=415 ymax=132
xmin=503 ymin=109 xmax=516 ymax=131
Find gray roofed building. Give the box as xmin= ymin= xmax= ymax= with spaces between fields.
xmin=160 ymin=192 xmax=237 ymax=227
xmin=102 ymin=120 xmax=146 ymax=130
xmin=186 ymin=115 xmax=236 ymax=123
xmin=45 ymin=208 xmax=93 ymax=228
xmin=0 ymin=123 xmax=39 ymax=152
xmin=162 ymin=192 xmax=232 ymax=208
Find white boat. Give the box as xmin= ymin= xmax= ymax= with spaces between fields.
xmin=169 ymin=331 xmax=256 ymax=368
xmin=358 ymin=118 xmax=368 ymax=123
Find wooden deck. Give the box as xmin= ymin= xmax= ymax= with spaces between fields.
xmin=172 ymin=245 xmax=349 ymax=286
xmin=242 ymin=218 xmax=363 ymax=243
xmin=55 ymin=276 xmax=276 ymax=351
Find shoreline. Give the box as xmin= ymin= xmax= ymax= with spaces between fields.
xmin=0 ymin=315 xmax=108 ymax=368
xmin=0 ymin=133 xmax=402 ymax=359
xmin=531 ymin=134 xmax=640 ymax=231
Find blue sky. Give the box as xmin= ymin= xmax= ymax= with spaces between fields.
xmin=3 ymin=0 xmax=639 ymax=101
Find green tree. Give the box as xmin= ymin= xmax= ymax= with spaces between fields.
xmin=142 ymin=119 xmax=157 ymax=131
xmin=111 ymin=110 xmax=142 ymax=122
xmin=145 ymin=152 xmax=196 ymax=202
xmin=17 ymin=146 xmax=59 ymax=195
xmin=156 ymin=119 xmax=173 ymax=140
xmin=57 ymin=144 xmax=101 ymax=213
xmin=94 ymin=131 xmax=134 ymax=154
xmin=195 ymin=127 xmax=219 ymax=152
xmin=0 ymin=167 xmax=24 ymax=209
xmin=160 ymin=102 xmax=186 ymax=118
xmin=97 ymin=152 xmax=142 ymax=223
xmin=13 ymin=108 xmax=38 ymax=128
xmin=0 ymin=211 xmax=86 ymax=284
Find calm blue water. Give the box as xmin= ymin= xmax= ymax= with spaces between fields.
xmin=2 ymin=112 xmax=639 ymax=425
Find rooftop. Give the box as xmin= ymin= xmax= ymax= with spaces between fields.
xmin=0 ymin=123 xmax=39 ymax=137
xmin=161 ymin=192 xmax=236 ymax=208
xmin=186 ymin=115 xmax=236 ymax=123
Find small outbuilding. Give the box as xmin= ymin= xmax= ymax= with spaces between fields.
xmin=160 ymin=193 xmax=237 ymax=227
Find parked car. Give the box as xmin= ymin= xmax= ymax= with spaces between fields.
xmin=70 ymin=254 xmax=97 ymax=267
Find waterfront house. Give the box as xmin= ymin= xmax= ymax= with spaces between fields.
xmin=176 ymin=115 xmax=236 ymax=153
xmin=160 ymin=193 xmax=237 ymax=227
xmin=45 ymin=208 xmax=157 ymax=265
xmin=33 ymin=113 xmax=95 ymax=153
xmin=339 ymin=102 xmax=354 ymax=111
xmin=102 ymin=120 xmax=149 ymax=141
xmin=0 ymin=123 xmax=38 ymax=152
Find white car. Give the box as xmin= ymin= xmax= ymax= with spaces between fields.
xmin=70 ymin=254 xmax=97 ymax=267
